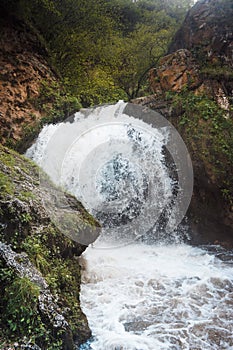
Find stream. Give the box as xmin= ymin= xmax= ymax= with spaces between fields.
xmin=79 ymin=242 xmax=233 ymax=350
xmin=26 ymin=101 xmax=233 ymax=350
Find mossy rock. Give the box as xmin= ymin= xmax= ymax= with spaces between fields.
xmin=0 ymin=144 xmax=100 ymax=349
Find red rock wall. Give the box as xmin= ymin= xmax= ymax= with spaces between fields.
xmin=0 ymin=17 xmax=57 ymax=147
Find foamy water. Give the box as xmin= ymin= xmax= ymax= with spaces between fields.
xmin=80 ymin=242 xmax=233 ymax=350
xmin=25 ymin=101 xmax=232 ymax=349
xmin=26 ymin=101 xmax=193 ymax=244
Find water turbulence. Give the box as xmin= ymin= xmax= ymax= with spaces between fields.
xmin=80 ymin=244 xmax=233 ymax=350
xmin=26 ymin=101 xmax=233 ymax=349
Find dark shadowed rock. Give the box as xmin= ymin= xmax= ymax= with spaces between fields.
xmin=168 ymin=0 xmax=233 ymax=67
xmin=133 ymin=0 xmax=233 ymax=247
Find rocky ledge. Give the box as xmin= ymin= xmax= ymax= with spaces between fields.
xmin=0 ymin=145 xmax=100 ymax=349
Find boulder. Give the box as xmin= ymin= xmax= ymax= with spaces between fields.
xmin=0 ymin=145 xmax=100 ymax=349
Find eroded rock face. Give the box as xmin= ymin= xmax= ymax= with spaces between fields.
xmin=168 ymin=0 xmax=233 ymax=67
xmin=0 ymin=16 xmax=56 ymax=147
xmin=149 ymin=48 xmax=232 ymax=110
xmin=150 ymin=0 xmax=233 ymax=106
xmin=149 ymin=49 xmax=200 ymax=94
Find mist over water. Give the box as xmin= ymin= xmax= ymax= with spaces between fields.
xmin=26 ymin=101 xmax=233 ymax=350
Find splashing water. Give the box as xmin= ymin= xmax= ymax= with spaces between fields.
xmin=79 ymin=243 xmax=233 ymax=350
xmin=26 ymin=101 xmax=193 ymax=245
xmin=26 ymin=101 xmax=233 ymax=349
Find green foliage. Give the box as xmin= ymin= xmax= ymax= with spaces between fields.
xmin=201 ymin=64 xmax=233 ymax=80
xmin=74 ymin=67 xmax=127 ymax=107
xmin=20 ymin=212 xmax=32 ymax=223
xmin=170 ymin=91 xmax=233 ymax=204
xmin=4 ymin=277 xmax=40 ymax=336
xmin=112 ymin=23 xmax=175 ymax=99
xmin=0 ymin=261 xmax=45 ymax=342
xmin=2 ymin=0 xmax=193 ymax=105
xmin=23 ymin=238 xmax=51 ymax=274
xmin=0 ymin=263 xmax=63 ymax=349
xmin=45 ymin=257 xmax=84 ymax=333
xmin=36 ymin=80 xmax=82 ymax=118
xmin=21 ymin=231 xmax=85 ymax=334
xmin=0 ymin=172 xmax=14 ymax=196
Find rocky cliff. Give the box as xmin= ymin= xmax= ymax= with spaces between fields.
xmin=169 ymin=0 xmax=233 ymax=68
xmin=0 ymin=145 xmax=100 ymax=349
xmin=0 ymin=2 xmax=232 ymax=347
xmin=0 ymin=11 xmax=79 ymax=153
xmin=0 ymin=12 xmax=54 ymax=147
xmin=134 ymin=0 xmax=233 ymax=246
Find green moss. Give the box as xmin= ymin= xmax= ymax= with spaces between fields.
xmin=200 ymin=65 xmax=233 ymax=80
xmin=4 ymin=276 xmax=40 ymax=336
xmin=0 ymin=145 xmax=99 ymax=348
xmin=18 ymin=190 xmax=35 ymax=201
xmin=169 ymin=91 xmax=233 ymax=205
xmin=0 ymin=150 xmax=16 ymax=168
xmin=0 ymin=171 xmax=14 ymax=196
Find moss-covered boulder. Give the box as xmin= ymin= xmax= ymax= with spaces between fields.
xmin=0 ymin=144 xmax=100 ymax=349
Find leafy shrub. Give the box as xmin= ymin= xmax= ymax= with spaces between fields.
xmin=170 ymin=91 xmax=233 ymax=205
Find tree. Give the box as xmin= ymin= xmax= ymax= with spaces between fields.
xmin=8 ymin=0 xmax=194 ymax=105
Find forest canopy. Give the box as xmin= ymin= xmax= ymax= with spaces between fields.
xmin=1 ymin=0 xmax=194 ymax=106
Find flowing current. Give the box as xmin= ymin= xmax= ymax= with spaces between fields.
xmin=26 ymin=102 xmax=233 ymax=350
xmin=80 ymin=243 xmax=233 ymax=350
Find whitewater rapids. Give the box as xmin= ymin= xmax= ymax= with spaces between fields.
xmin=80 ymin=242 xmax=233 ymax=350
xmin=25 ymin=101 xmax=233 ymax=350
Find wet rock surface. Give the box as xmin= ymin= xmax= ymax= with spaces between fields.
xmin=0 ymin=145 xmax=100 ymax=349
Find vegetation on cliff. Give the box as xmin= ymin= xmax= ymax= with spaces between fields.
xmin=167 ymin=90 xmax=233 ymax=205
xmin=0 ymin=145 xmax=100 ymax=349
xmin=145 ymin=0 xmax=233 ymax=242
xmin=0 ymin=0 xmax=193 ymax=105
xmin=0 ymin=0 xmax=195 ymax=150
xmin=0 ymin=1 xmax=194 ymax=348
xmin=0 ymin=0 xmax=233 ymax=347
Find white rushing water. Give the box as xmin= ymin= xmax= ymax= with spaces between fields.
xmin=80 ymin=242 xmax=233 ymax=350
xmin=26 ymin=101 xmax=233 ymax=350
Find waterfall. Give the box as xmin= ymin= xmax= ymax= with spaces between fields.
xmin=26 ymin=101 xmax=233 ymax=350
